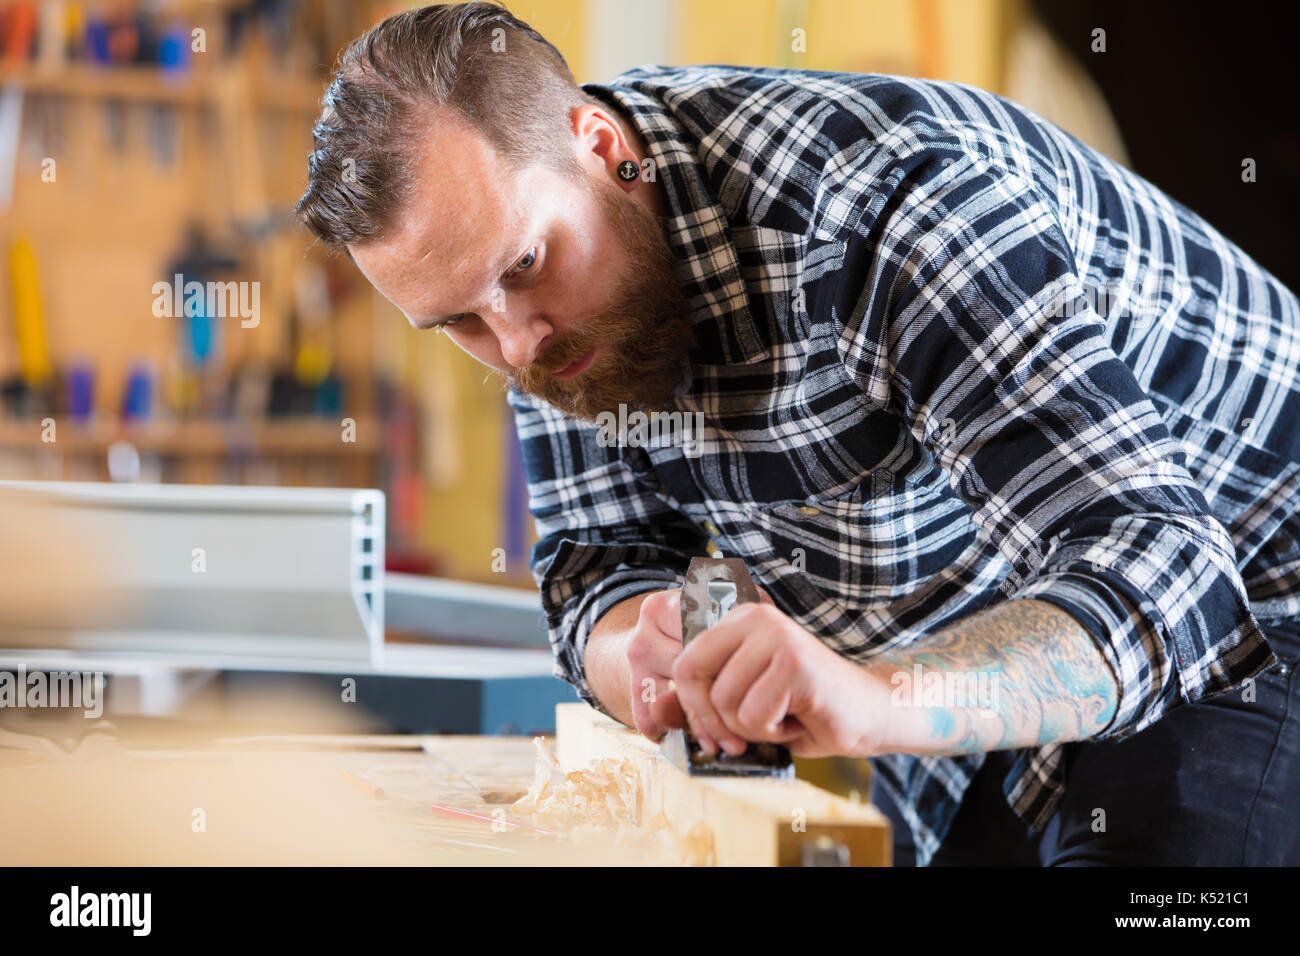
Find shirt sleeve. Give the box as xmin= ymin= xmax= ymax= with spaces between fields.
xmin=831 ymin=151 xmax=1278 ymax=741
xmin=508 ymin=388 xmax=708 ymax=716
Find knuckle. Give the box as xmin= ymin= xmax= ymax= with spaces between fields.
xmin=635 ymin=596 xmax=664 ymax=627
xmin=736 ymin=700 xmax=766 ymax=733
xmin=643 ymin=588 xmax=677 ymax=619
xmin=641 ymin=589 xmax=669 ymax=613
xmin=626 ymin=638 xmax=647 ymax=665
xmin=670 ymin=656 xmax=693 ymax=683
xmin=770 ymin=645 xmax=797 ymax=673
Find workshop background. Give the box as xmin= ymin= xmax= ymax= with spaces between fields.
xmin=0 ymin=0 xmax=1293 ymax=736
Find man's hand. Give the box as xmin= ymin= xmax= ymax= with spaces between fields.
xmin=670 ymin=601 xmax=885 ymax=759
xmin=609 ymin=587 xmax=1118 ymax=762
xmin=626 ymin=587 xmax=794 ymax=753
xmin=625 ymin=589 xmax=689 ymax=742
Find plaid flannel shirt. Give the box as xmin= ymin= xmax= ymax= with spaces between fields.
xmin=509 ymin=66 xmax=1299 ymax=865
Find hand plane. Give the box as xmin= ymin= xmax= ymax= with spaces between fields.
xmin=662 ymin=557 xmax=795 ymax=778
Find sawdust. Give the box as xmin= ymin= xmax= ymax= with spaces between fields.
xmin=511 ymin=736 xmax=639 ymax=828
xmin=511 ymin=737 xmax=716 ymax=865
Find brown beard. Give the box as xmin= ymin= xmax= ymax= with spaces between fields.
xmin=501 ymin=178 xmax=695 ymax=422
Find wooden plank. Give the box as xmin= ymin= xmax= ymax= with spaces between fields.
xmin=555 ymin=704 xmax=891 ymax=866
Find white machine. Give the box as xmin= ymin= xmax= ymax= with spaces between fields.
xmin=0 ymin=480 xmax=384 ymax=665
xmin=0 ymin=481 xmax=553 ymax=680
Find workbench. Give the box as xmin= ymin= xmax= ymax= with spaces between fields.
xmin=0 ymin=731 xmax=603 ymax=865
xmin=0 ymin=706 xmax=889 ymax=865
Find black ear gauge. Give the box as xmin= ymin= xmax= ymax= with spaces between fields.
xmin=617 ymin=159 xmax=640 ymax=182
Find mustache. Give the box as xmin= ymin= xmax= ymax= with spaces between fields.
xmin=512 ymin=307 xmax=642 ymax=391
xmin=531 ymin=328 xmax=602 ymax=374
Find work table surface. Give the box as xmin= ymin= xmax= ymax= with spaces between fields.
xmin=0 ymin=732 xmax=656 ymax=865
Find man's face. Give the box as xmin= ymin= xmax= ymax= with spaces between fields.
xmin=348 ymin=112 xmax=693 ymax=422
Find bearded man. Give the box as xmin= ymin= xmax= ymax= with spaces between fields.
xmin=298 ymin=2 xmax=1300 ymax=866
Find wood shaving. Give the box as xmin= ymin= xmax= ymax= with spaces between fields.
xmin=512 ymin=737 xmax=639 ymax=830
xmin=512 ymin=737 xmax=717 ymax=865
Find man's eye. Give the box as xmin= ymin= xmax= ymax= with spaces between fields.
xmin=436 ymin=314 xmax=465 ymax=330
xmin=509 ymin=247 xmax=538 ymax=274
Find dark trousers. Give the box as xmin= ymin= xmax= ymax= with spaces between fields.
xmin=872 ymin=618 xmax=1300 ymax=866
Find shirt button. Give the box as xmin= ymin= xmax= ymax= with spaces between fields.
xmin=1278 ymin=662 xmax=1291 ymax=677
xmin=797 ymin=505 xmax=821 ymax=516
xmin=703 ymin=520 xmax=721 ymax=537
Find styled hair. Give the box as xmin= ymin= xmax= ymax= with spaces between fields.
xmin=297 ymin=1 xmax=593 ymax=245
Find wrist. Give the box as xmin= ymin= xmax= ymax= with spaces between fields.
xmin=583 ymin=627 xmax=636 ymax=726
xmin=850 ymin=660 xmax=896 ymax=757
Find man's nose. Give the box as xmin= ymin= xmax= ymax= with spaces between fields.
xmin=488 ymin=307 xmax=552 ymax=369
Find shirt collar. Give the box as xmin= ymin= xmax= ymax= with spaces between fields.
xmin=581 ymin=80 xmax=765 ymax=369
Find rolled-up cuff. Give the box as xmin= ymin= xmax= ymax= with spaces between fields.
xmin=1015 ymin=560 xmax=1276 ymax=741
xmin=534 ymin=537 xmax=691 ymax=718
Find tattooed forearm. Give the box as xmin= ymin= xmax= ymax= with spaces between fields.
xmin=866 ymin=599 xmax=1119 ymax=756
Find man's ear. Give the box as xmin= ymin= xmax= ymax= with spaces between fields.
xmin=569 ymin=104 xmax=635 ymax=185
